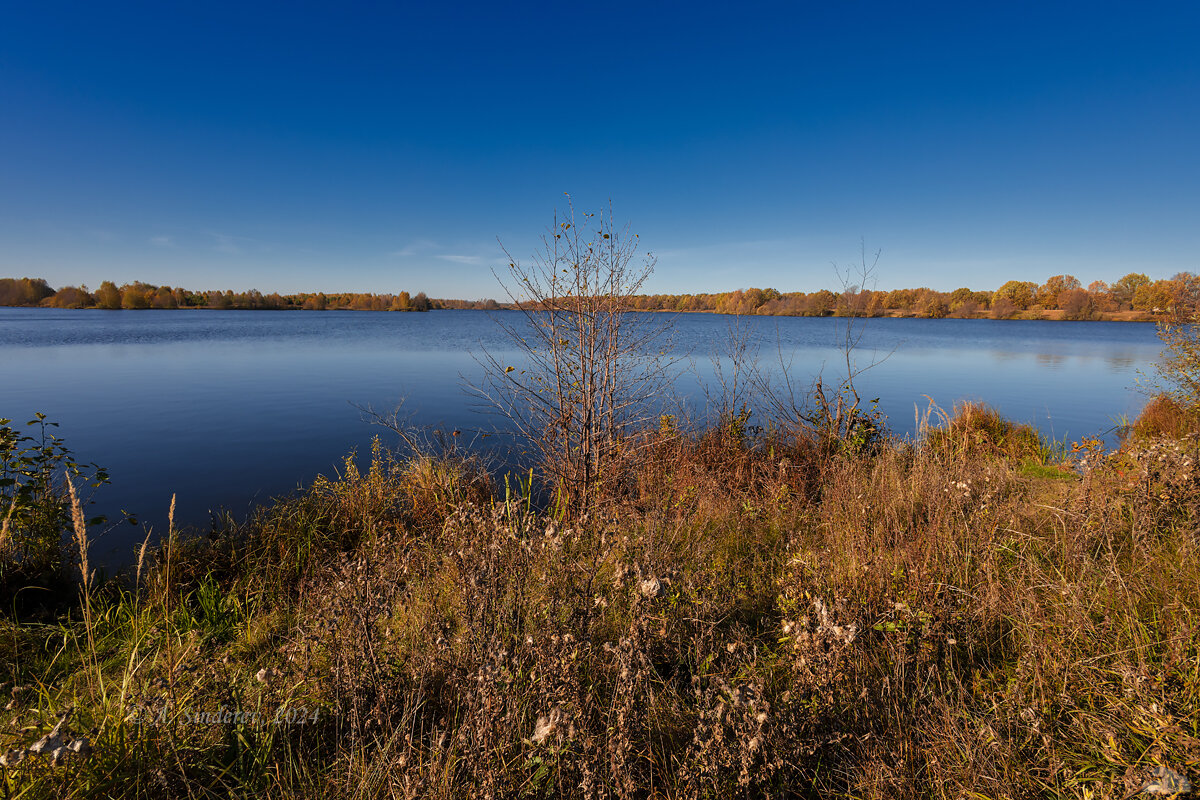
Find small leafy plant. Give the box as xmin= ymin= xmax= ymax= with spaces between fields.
xmin=1 ymin=413 xmax=109 ymax=594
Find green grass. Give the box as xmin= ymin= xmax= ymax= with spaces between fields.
xmin=1019 ymin=459 xmax=1077 ymax=480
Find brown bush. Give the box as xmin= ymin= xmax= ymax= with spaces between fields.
xmin=1058 ymin=287 xmax=1096 ymax=320
xmin=1131 ymin=394 xmax=1200 ymax=439
xmin=922 ymin=401 xmax=1046 ymax=462
xmin=990 ymin=296 xmax=1019 ymax=319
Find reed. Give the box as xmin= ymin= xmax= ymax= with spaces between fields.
xmin=66 ymin=475 xmax=102 ymax=703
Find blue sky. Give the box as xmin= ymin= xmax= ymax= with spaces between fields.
xmin=1 ymin=1 xmax=1197 ymax=298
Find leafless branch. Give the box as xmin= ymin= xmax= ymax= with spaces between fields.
xmin=468 ymin=199 xmax=674 ymax=511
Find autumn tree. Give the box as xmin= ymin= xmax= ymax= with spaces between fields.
xmin=91 ymin=281 xmax=119 ymax=309
xmin=912 ymin=288 xmax=946 ymax=318
xmin=836 ymin=285 xmax=881 ymax=317
xmin=715 ymin=289 xmax=744 ymax=315
xmin=1058 ymin=288 xmax=1095 ymax=320
xmin=302 ymin=292 xmax=328 ymax=310
xmin=1134 ymin=280 xmax=1176 ymax=312
xmin=0 ymin=277 xmax=53 ymax=306
xmin=947 ymin=287 xmax=974 ymax=309
xmin=801 ymin=289 xmax=834 ymax=316
xmin=921 ymin=295 xmax=949 ymax=318
xmin=45 ymin=286 xmax=94 ymax=308
xmin=1038 ymin=275 xmax=1080 ymax=308
xmin=152 ymin=286 xmax=178 ymax=308
xmin=992 ymin=280 xmax=1037 ymax=310
xmin=1168 ymin=272 xmax=1200 ymax=321
xmin=391 ymin=291 xmax=412 ymax=311
xmin=1112 ymin=273 xmax=1150 ymax=310
xmin=883 ymin=288 xmax=915 ymax=310
xmin=120 ymin=283 xmax=151 ymax=309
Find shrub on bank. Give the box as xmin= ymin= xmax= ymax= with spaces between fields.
xmin=1129 ymin=394 xmax=1200 ymax=439
xmin=921 ymin=400 xmax=1047 ymax=462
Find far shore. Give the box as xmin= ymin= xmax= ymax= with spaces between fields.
xmin=0 ymin=304 xmax=1169 ymax=322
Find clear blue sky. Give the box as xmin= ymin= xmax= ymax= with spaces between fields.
xmin=2 ymin=1 xmax=1197 ymax=298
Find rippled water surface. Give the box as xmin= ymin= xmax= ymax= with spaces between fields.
xmin=0 ymin=308 xmax=1162 ymax=565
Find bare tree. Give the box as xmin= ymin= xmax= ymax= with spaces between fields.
xmin=755 ymin=243 xmax=891 ymax=454
xmin=473 ymin=200 xmax=672 ymax=511
xmin=694 ymin=314 xmax=763 ymax=441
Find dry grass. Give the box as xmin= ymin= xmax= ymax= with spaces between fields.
xmin=1130 ymin=394 xmax=1200 ymax=440
xmin=922 ymin=400 xmax=1047 ymax=462
xmin=3 ymin=404 xmax=1199 ymax=798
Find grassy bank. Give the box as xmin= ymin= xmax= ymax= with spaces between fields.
xmin=2 ymin=402 xmax=1200 ymax=798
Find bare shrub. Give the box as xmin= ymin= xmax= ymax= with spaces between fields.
xmin=990 ymin=295 xmax=1019 ymax=319
xmin=474 ymin=200 xmax=672 ymax=512
xmin=754 ymin=248 xmax=890 ymax=458
xmin=1058 ymin=287 xmax=1096 ymax=320
xmin=949 ymin=297 xmax=979 ymax=318
xmin=1154 ymin=316 xmax=1200 ymax=408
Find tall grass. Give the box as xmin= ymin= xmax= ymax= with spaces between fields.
xmin=2 ymin=403 xmax=1198 ymax=798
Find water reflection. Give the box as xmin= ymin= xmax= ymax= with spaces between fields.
xmin=1107 ymin=356 xmax=1137 ymax=370
xmin=1035 ymin=353 xmax=1067 ymax=369
xmin=982 ymin=346 xmax=1144 ymax=373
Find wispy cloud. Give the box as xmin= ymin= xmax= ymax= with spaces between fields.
xmin=212 ymin=233 xmax=242 ymax=255
xmin=389 ymin=240 xmax=499 ymax=266
xmin=390 ymin=238 xmax=437 ymax=258
xmin=206 ymin=231 xmax=260 ymax=255
xmin=436 ymin=254 xmax=483 ymax=265
xmin=149 ymin=235 xmax=174 ymax=247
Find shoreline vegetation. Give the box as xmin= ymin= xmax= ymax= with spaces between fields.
xmin=4 ymin=395 xmax=1200 ymax=797
xmin=5 ymin=212 xmax=1200 ymax=795
xmin=3 ymin=271 xmax=1199 ymax=321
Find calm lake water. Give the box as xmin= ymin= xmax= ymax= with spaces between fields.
xmin=0 ymin=308 xmax=1162 ymax=566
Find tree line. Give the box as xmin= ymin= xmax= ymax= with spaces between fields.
xmin=626 ymin=272 xmax=1200 ymax=320
xmin=0 ymin=277 xmax=502 ymax=311
xmin=2 ymin=271 xmax=1196 ymax=319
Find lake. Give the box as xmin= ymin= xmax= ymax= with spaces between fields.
xmin=0 ymin=308 xmax=1162 ymax=566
